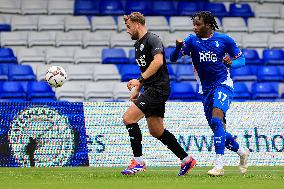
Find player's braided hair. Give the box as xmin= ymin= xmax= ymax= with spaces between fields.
xmin=192 ymin=11 xmax=219 ymax=31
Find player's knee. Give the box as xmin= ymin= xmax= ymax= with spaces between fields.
xmin=149 ymin=130 xmax=161 ymax=138
xmin=122 ymin=113 xmax=133 ymax=125
xmin=149 ymin=126 xmax=163 ymax=138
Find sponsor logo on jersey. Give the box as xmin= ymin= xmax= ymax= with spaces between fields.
xmin=140 ymin=44 xmax=144 ymax=51
xmin=199 ymin=51 xmax=217 ymax=62
xmin=140 ymin=102 xmax=145 ymax=106
xmin=215 ymin=41 xmax=219 ymax=47
xmin=136 ymin=54 xmax=147 ymax=66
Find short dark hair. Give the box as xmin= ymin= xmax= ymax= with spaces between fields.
xmin=124 ymin=12 xmax=145 ymax=25
xmin=192 ymin=11 xmax=219 ymax=31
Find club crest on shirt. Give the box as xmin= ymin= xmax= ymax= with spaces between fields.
xmin=140 ymin=44 xmax=144 ymax=51
xmin=215 ymin=41 xmax=219 ymax=47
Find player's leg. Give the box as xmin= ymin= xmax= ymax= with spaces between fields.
xmin=218 ymin=92 xmax=250 ymax=174
xmin=208 ymin=107 xmax=226 ymax=176
xmin=224 ymin=129 xmax=250 ymax=174
xmin=201 ymin=91 xmax=224 ymax=175
xmin=121 ymin=102 xmax=145 ymax=175
xmin=208 ymin=85 xmax=249 ymax=176
xmin=204 ymin=85 xmax=230 ymax=176
xmin=146 ymin=113 xmax=196 ymax=176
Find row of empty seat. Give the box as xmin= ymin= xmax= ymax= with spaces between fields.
xmin=0 ymin=0 xmax=74 ymax=15
xmin=1 ymin=31 xmax=134 ymax=48
xmin=2 ymin=62 xmax=283 ymax=83
xmin=1 ymin=0 xmax=282 ymax=17
xmin=0 ymin=79 xmax=283 ymax=102
xmin=0 ymin=81 xmax=55 ymax=101
xmin=1 ymin=15 xmax=284 ymax=33
xmin=1 ymin=47 xmax=283 ymax=66
xmin=2 ymin=62 xmax=283 ymax=88
xmin=2 ymin=31 xmax=284 ymax=49
xmin=0 ymin=47 xmax=283 ymax=67
xmin=73 ymin=1 xmax=284 ymax=18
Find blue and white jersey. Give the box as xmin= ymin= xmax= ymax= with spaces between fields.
xmin=181 ymin=32 xmax=242 ymax=93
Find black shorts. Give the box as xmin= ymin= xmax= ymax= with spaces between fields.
xmin=134 ymin=87 xmax=169 ymax=118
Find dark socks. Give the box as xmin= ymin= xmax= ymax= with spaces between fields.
xmin=158 ymin=129 xmax=188 ymax=160
xmin=126 ymin=123 xmax=142 ymax=157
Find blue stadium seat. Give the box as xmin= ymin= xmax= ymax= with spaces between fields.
xmin=0 ymin=65 xmax=8 ymax=81
xmin=164 ymin=47 xmax=175 ymax=63
xmin=100 ymin=0 xmax=125 ymax=15
xmin=229 ymin=3 xmax=254 ymax=18
xmin=129 ymin=49 xmax=136 ymax=64
xmin=257 ymin=66 xmax=283 ymax=82
xmin=8 ymin=65 xmax=36 ymax=81
xmin=0 ymin=81 xmax=26 ymax=101
xmin=0 ymin=48 xmax=17 ymax=63
xmin=242 ymin=49 xmax=262 ymax=65
xmin=152 ymin=1 xmax=177 ymax=16
xmin=167 ymin=64 xmax=176 ymax=81
xmin=0 ymin=24 xmax=11 ymax=32
xmin=176 ymin=64 xmax=195 ymax=81
xmin=170 ymin=82 xmax=197 ymax=101
xmin=116 ymin=64 xmax=140 ymax=81
xmin=177 ymin=2 xmax=201 ymax=16
xmin=204 ymin=3 xmax=228 ymax=17
xmin=252 ymin=82 xmax=279 ymax=99
xmin=176 ymin=55 xmax=192 ymax=64
xmin=263 ymin=49 xmax=284 ymax=65
xmin=102 ymin=48 xmax=130 ymax=64
xmin=125 ymin=1 xmax=152 ymax=15
xmin=27 ymin=81 xmax=55 ymax=101
xmin=74 ymin=0 xmax=100 ymax=15
xmin=230 ymin=66 xmax=257 ymax=81
xmin=233 ymin=82 xmax=251 ymax=100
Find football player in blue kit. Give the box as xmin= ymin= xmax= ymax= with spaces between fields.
xmin=170 ymin=11 xmax=250 ymax=176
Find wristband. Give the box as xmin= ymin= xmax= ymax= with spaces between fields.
xmin=137 ymin=75 xmax=145 ymax=84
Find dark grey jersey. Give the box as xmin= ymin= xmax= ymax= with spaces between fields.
xmin=134 ymin=32 xmax=170 ymax=95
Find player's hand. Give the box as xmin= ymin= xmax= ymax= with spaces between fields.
xmin=127 ymin=79 xmax=141 ymax=91
xmin=176 ymin=39 xmax=183 ymax=47
xmin=223 ymin=55 xmax=232 ymax=66
xmin=130 ymin=86 xmax=139 ymax=101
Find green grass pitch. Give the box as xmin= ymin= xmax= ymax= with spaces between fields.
xmin=0 ymin=166 xmax=283 ymax=189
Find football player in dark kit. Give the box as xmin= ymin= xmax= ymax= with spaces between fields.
xmin=121 ymin=12 xmax=196 ymax=176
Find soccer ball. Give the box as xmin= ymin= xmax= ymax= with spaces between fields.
xmin=45 ymin=66 xmax=67 ymax=88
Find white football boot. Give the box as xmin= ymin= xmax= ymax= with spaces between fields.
xmin=208 ymin=167 xmax=224 ymax=176
xmin=239 ymin=148 xmax=250 ymax=174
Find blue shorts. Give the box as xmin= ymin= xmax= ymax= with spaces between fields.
xmin=201 ymin=85 xmax=233 ymax=130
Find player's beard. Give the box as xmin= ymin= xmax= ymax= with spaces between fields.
xmin=131 ymin=30 xmax=139 ymax=40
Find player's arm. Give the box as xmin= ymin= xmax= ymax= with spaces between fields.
xmin=170 ymin=35 xmax=191 ymax=62
xmin=128 ymin=35 xmax=164 ymax=90
xmin=224 ymin=35 xmax=246 ymax=69
xmin=170 ymin=39 xmax=183 ymax=62
xmin=223 ymin=53 xmax=245 ymax=69
xmin=128 ymin=54 xmax=163 ymax=91
xmin=140 ymin=53 xmax=163 ymax=80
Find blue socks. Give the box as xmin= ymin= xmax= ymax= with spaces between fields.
xmin=211 ymin=117 xmax=225 ymax=155
xmin=225 ymin=132 xmax=240 ymax=152
xmin=211 ymin=117 xmax=240 ymax=154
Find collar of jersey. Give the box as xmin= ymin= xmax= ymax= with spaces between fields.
xmin=138 ymin=32 xmax=149 ymax=42
xmin=200 ymin=32 xmax=214 ymax=40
